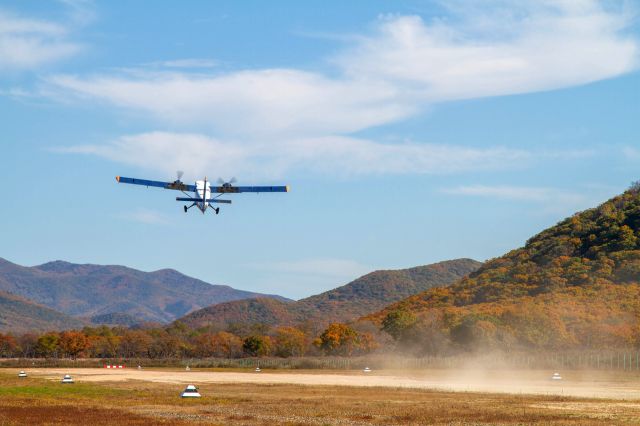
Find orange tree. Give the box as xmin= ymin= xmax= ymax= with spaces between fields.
xmin=0 ymin=333 xmax=17 ymax=357
xmin=273 ymin=326 xmax=307 ymax=357
xmin=59 ymin=331 xmax=90 ymax=359
xmin=315 ymin=323 xmax=359 ymax=356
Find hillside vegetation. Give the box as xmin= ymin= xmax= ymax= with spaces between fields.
xmin=366 ymin=186 xmax=640 ymax=353
xmin=0 ymin=290 xmax=83 ymax=333
xmin=179 ymin=259 xmax=481 ymax=330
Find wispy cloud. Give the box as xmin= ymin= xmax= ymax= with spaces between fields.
xmin=336 ymin=2 xmax=638 ymax=101
xmin=249 ymin=258 xmax=371 ymax=280
xmin=623 ymin=146 xmax=640 ymax=160
xmin=56 ymin=0 xmax=96 ymax=26
xmin=59 ymin=132 xmax=531 ymax=179
xmin=49 ymin=2 xmax=638 ymax=130
xmin=48 ymin=69 xmax=411 ymax=137
xmin=246 ymin=257 xmax=375 ymax=299
xmin=50 ymin=1 xmax=639 ymax=177
xmin=441 ymin=184 xmax=598 ymax=215
xmin=442 ymin=185 xmax=582 ymax=202
xmin=118 ymin=208 xmax=169 ymax=225
xmin=145 ymin=58 xmax=218 ymax=69
xmin=0 ymin=8 xmax=84 ymax=71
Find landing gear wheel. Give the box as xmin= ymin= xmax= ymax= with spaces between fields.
xmin=215 ymin=208 xmax=220 ymax=215
xmin=183 ymin=205 xmax=187 ymax=213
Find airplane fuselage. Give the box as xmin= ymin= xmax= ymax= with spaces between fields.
xmin=194 ymin=179 xmax=211 ymax=213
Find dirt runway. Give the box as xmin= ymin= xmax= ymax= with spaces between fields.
xmin=16 ymin=368 xmax=640 ymax=400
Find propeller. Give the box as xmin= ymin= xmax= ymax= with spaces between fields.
xmin=217 ymin=177 xmax=237 ymax=187
xmin=176 ymin=170 xmax=184 ymax=182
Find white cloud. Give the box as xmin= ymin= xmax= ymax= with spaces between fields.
xmin=623 ymin=146 xmax=640 ymax=160
xmin=0 ymin=9 xmax=82 ymax=71
xmin=50 ymin=1 xmax=638 ymax=177
xmin=247 ymin=258 xmax=378 ymax=298
xmin=49 ymin=70 xmax=411 ymax=137
xmin=147 ymin=58 xmax=218 ymax=69
xmin=56 ymin=0 xmax=96 ymax=26
xmin=249 ymin=258 xmax=371 ymax=280
xmin=59 ymin=132 xmax=531 ymax=179
xmin=442 ymin=185 xmax=581 ymax=201
xmin=336 ymin=2 xmax=638 ymax=100
xmin=49 ymin=2 xmax=638 ymax=131
xmin=118 ymin=208 xmax=169 ymax=225
xmin=441 ymin=184 xmax=597 ymax=215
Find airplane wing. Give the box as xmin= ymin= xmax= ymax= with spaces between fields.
xmin=212 ymin=185 xmax=289 ymax=194
xmin=116 ymin=176 xmax=196 ymax=192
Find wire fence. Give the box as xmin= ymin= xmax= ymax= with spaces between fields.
xmin=4 ymin=352 xmax=640 ymax=370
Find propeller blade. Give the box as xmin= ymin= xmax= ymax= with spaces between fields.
xmin=217 ymin=177 xmax=238 ymax=186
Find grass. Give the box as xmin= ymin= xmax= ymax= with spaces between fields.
xmin=1 ymin=371 xmax=640 ymax=425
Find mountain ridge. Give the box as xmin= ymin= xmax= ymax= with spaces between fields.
xmin=178 ymin=258 xmax=482 ymax=330
xmin=0 ymin=257 xmax=289 ymax=324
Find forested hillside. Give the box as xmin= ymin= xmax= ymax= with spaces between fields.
xmin=0 ymin=290 xmax=83 ymax=333
xmin=366 ymin=185 xmax=640 ymax=353
xmin=179 ymin=259 xmax=481 ymax=330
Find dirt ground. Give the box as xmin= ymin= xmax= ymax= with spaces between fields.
xmin=20 ymin=367 xmax=640 ymax=399
xmin=3 ymin=368 xmax=640 ymax=424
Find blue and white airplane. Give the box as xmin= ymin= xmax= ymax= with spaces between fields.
xmin=116 ymin=172 xmax=289 ymax=214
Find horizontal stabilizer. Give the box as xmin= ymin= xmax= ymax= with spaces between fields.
xmin=175 ymin=197 xmax=232 ymax=204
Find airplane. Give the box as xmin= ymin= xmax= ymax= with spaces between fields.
xmin=115 ymin=172 xmax=289 ymax=214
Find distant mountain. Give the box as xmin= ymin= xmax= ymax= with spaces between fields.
xmin=0 ymin=290 xmax=83 ymax=333
xmin=0 ymin=258 xmax=289 ymax=324
xmin=89 ymin=312 xmax=142 ymax=327
xmin=364 ymin=186 xmax=640 ymax=352
xmin=178 ymin=259 xmax=481 ymax=330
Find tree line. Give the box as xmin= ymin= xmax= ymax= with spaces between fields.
xmin=0 ymin=321 xmax=379 ymax=359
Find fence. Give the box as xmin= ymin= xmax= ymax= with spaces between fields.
xmin=4 ymin=352 xmax=640 ymax=370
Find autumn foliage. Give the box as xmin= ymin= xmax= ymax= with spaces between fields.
xmin=367 ymin=186 xmax=640 ymax=354
xmin=0 ymin=321 xmax=377 ymax=360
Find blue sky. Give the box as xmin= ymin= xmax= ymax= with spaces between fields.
xmin=1 ymin=0 xmax=639 ymax=299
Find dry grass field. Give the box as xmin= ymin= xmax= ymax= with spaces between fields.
xmin=1 ymin=368 xmax=640 ymax=425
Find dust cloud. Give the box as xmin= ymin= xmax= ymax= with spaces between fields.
xmin=19 ymin=366 xmax=640 ymax=400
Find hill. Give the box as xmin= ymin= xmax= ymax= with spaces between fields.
xmin=88 ymin=312 xmax=142 ymax=327
xmin=0 ymin=258 xmax=289 ymax=324
xmin=0 ymin=290 xmax=84 ymax=333
xmin=364 ymin=186 xmax=640 ymax=353
xmin=178 ymin=259 xmax=481 ymax=331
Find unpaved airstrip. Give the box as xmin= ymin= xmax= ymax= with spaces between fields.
xmin=21 ymin=367 xmax=640 ymax=399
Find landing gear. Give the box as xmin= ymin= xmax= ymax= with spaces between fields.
xmin=183 ymin=202 xmax=196 ymax=213
xmin=183 ymin=205 xmax=187 ymax=213
xmin=214 ymin=208 xmax=220 ymax=215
